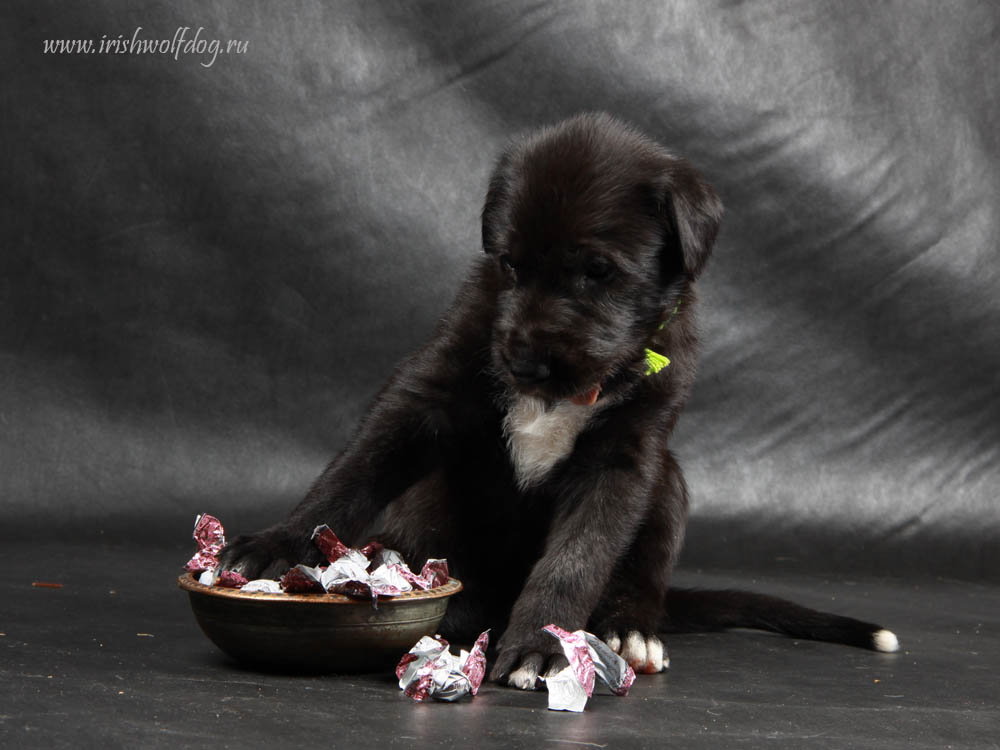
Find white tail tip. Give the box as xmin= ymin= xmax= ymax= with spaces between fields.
xmin=873 ymin=629 xmax=899 ymax=653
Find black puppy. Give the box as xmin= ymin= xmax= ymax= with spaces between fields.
xmin=219 ymin=113 xmax=898 ymax=687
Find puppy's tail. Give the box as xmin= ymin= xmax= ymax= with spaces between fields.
xmin=664 ymin=588 xmax=900 ymax=652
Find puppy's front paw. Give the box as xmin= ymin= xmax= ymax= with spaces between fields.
xmin=495 ymin=651 xmax=571 ymax=691
xmin=507 ymin=652 xmax=544 ymax=690
xmin=491 ymin=628 xmax=567 ymax=689
xmin=216 ymin=525 xmax=320 ymax=580
xmin=604 ymin=630 xmax=668 ymax=674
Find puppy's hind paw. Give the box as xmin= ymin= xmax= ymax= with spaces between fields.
xmin=604 ymin=630 xmax=668 ymax=674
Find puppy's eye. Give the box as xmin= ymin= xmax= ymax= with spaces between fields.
xmin=584 ymin=257 xmax=614 ymax=281
xmin=499 ymin=254 xmax=516 ymax=272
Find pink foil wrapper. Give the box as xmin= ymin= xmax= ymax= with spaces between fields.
xmin=312 ymin=524 xmax=351 ymax=563
xmin=395 ymin=559 xmax=450 ymax=591
xmin=215 ymin=570 xmax=249 ymax=589
xmin=338 ymin=581 xmax=376 ymax=602
xmin=461 ymin=630 xmax=490 ymax=696
xmin=419 ymin=559 xmax=450 ymax=589
xmin=280 ymin=564 xmax=325 ymax=593
xmin=185 ymin=550 xmax=220 ymax=574
xmin=185 ymin=513 xmax=226 ymax=572
xmin=403 ymin=670 xmax=436 ymax=701
xmin=394 ymin=565 xmax=432 ymax=591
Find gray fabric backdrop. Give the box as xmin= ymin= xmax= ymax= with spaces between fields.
xmin=3 ymin=0 xmax=997 ymax=580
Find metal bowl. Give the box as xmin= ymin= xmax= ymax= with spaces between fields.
xmin=178 ymin=572 xmax=463 ymax=673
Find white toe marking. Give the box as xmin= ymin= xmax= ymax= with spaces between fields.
xmin=605 ymin=632 xmax=621 ymax=653
xmin=645 ymin=635 xmax=665 ymax=673
xmin=508 ymin=652 xmax=544 ymax=690
xmin=508 ymin=668 xmax=537 ymax=691
xmin=873 ymin=629 xmax=900 ymax=653
xmin=621 ymin=631 xmax=647 ymax=667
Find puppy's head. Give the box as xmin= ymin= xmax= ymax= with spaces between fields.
xmin=482 ymin=112 xmax=722 ymax=403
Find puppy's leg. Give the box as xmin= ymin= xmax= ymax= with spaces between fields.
xmin=218 ymin=393 xmax=444 ymax=579
xmin=589 ymin=452 xmax=688 ymax=674
xmin=491 ymin=430 xmax=667 ymax=685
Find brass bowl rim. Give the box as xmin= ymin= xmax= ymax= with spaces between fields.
xmin=177 ymin=571 xmax=462 ymax=604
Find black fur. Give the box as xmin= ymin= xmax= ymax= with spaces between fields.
xmin=218 ymin=113 xmax=895 ymax=683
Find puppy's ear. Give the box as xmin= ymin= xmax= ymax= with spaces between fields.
xmin=482 ymin=149 xmax=515 ymax=255
xmin=660 ymin=160 xmax=723 ymax=279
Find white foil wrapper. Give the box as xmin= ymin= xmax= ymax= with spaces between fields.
xmin=319 ymin=552 xmax=371 ymax=591
xmin=544 ymin=666 xmax=590 ymax=712
xmin=197 ymin=569 xmax=218 ymax=586
xmin=368 ymin=563 xmax=414 ymax=595
xmin=240 ymin=579 xmax=283 ymax=594
xmin=372 ymin=548 xmax=407 ymax=568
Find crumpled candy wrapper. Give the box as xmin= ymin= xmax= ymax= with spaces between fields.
xmin=186 ymin=514 xmax=251 ymax=592
xmin=541 ymin=624 xmax=636 ymax=712
xmin=396 ymin=631 xmax=489 ymax=702
xmin=400 ymin=559 xmax=450 ymax=590
xmin=239 ymin=578 xmax=283 ymax=594
xmin=185 ymin=514 xmax=226 ymax=574
xmin=312 ymin=524 xmax=352 ymax=562
xmin=280 ymin=564 xmax=326 ymax=593
xmin=215 ymin=570 xmax=249 ymax=589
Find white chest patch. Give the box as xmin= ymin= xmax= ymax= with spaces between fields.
xmin=503 ymin=395 xmax=597 ymax=489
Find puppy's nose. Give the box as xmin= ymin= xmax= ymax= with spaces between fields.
xmin=506 ymin=345 xmax=551 ymax=383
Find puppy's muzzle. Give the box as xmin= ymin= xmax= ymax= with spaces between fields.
xmin=503 ymin=343 xmax=551 ymax=384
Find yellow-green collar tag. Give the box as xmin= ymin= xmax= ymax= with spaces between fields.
xmin=643 ymin=300 xmax=681 ymax=376
xmin=643 ymin=348 xmax=671 ymax=375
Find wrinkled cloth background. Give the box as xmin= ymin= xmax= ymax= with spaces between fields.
xmin=3 ymin=0 xmax=998 ymax=580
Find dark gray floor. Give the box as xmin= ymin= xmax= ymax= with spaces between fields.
xmin=2 ymin=544 xmax=997 ymax=749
